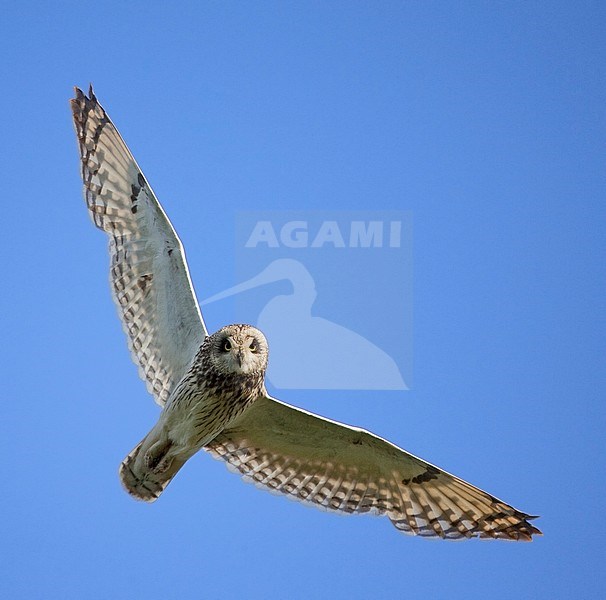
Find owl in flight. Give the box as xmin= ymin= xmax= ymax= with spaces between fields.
xmin=71 ymin=86 xmax=541 ymax=541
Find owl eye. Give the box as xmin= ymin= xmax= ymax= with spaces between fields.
xmin=222 ymin=340 xmax=232 ymax=352
xmin=249 ymin=340 xmax=258 ymax=353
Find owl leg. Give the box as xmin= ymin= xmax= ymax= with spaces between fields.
xmin=120 ymin=436 xmax=188 ymax=502
xmin=144 ymin=439 xmax=173 ymax=473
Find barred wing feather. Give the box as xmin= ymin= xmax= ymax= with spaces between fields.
xmin=71 ymin=86 xmax=207 ymax=406
xmin=207 ymin=395 xmax=541 ymax=541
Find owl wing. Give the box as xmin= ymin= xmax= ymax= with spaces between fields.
xmin=71 ymin=86 xmax=207 ymax=406
xmin=207 ymin=394 xmax=541 ymax=541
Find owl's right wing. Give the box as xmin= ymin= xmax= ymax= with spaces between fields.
xmin=71 ymin=86 xmax=208 ymax=406
xmin=207 ymin=394 xmax=541 ymax=541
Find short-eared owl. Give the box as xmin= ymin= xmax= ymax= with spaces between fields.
xmin=71 ymin=86 xmax=541 ymax=541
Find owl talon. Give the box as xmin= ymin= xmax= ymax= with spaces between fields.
xmin=144 ymin=440 xmax=173 ymax=473
xmin=151 ymin=457 xmax=172 ymax=474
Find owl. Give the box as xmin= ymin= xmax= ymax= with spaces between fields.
xmin=71 ymin=85 xmax=541 ymax=541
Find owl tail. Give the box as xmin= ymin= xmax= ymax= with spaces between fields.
xmin=118 ymin=436 xmax=187 ymax=502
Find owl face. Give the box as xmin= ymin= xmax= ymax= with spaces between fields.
xmin=209 ymin=324 xmax=269 ymax=375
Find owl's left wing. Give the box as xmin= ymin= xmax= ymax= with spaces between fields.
xmin=207 ymin=395 xmax=541 ymax=541
xmin=71 ymin=86 xmax=207 ymax=406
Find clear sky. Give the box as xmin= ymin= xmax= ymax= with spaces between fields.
xmin=1 ymin=2 xmax=604 ymax=599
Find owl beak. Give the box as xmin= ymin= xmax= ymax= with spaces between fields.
xmin=236 ymin=349 xmax=244 ymax=367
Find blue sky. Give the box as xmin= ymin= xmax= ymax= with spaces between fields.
xmin=2 ymin=2 xmax=604 ymax=598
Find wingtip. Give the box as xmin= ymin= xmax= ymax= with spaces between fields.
xmin=525 ymin=514 xmax=543 ymax=538
xmin=510 ymin=516 xmax=542 ymax=541
xmin=71 ymin=84 xmax=97 ymax=104
xmin=529 ymin=524 xmax=543 ymax=538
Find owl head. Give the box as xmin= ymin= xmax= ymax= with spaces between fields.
xmin=207 ymin=324 xmax=269 ymax=375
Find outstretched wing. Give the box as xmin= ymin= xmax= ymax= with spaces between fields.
xmin=207 ymin=395 xmax=541 ymax=541
xmin=71 ymin=86 xmax=208 ymax=406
